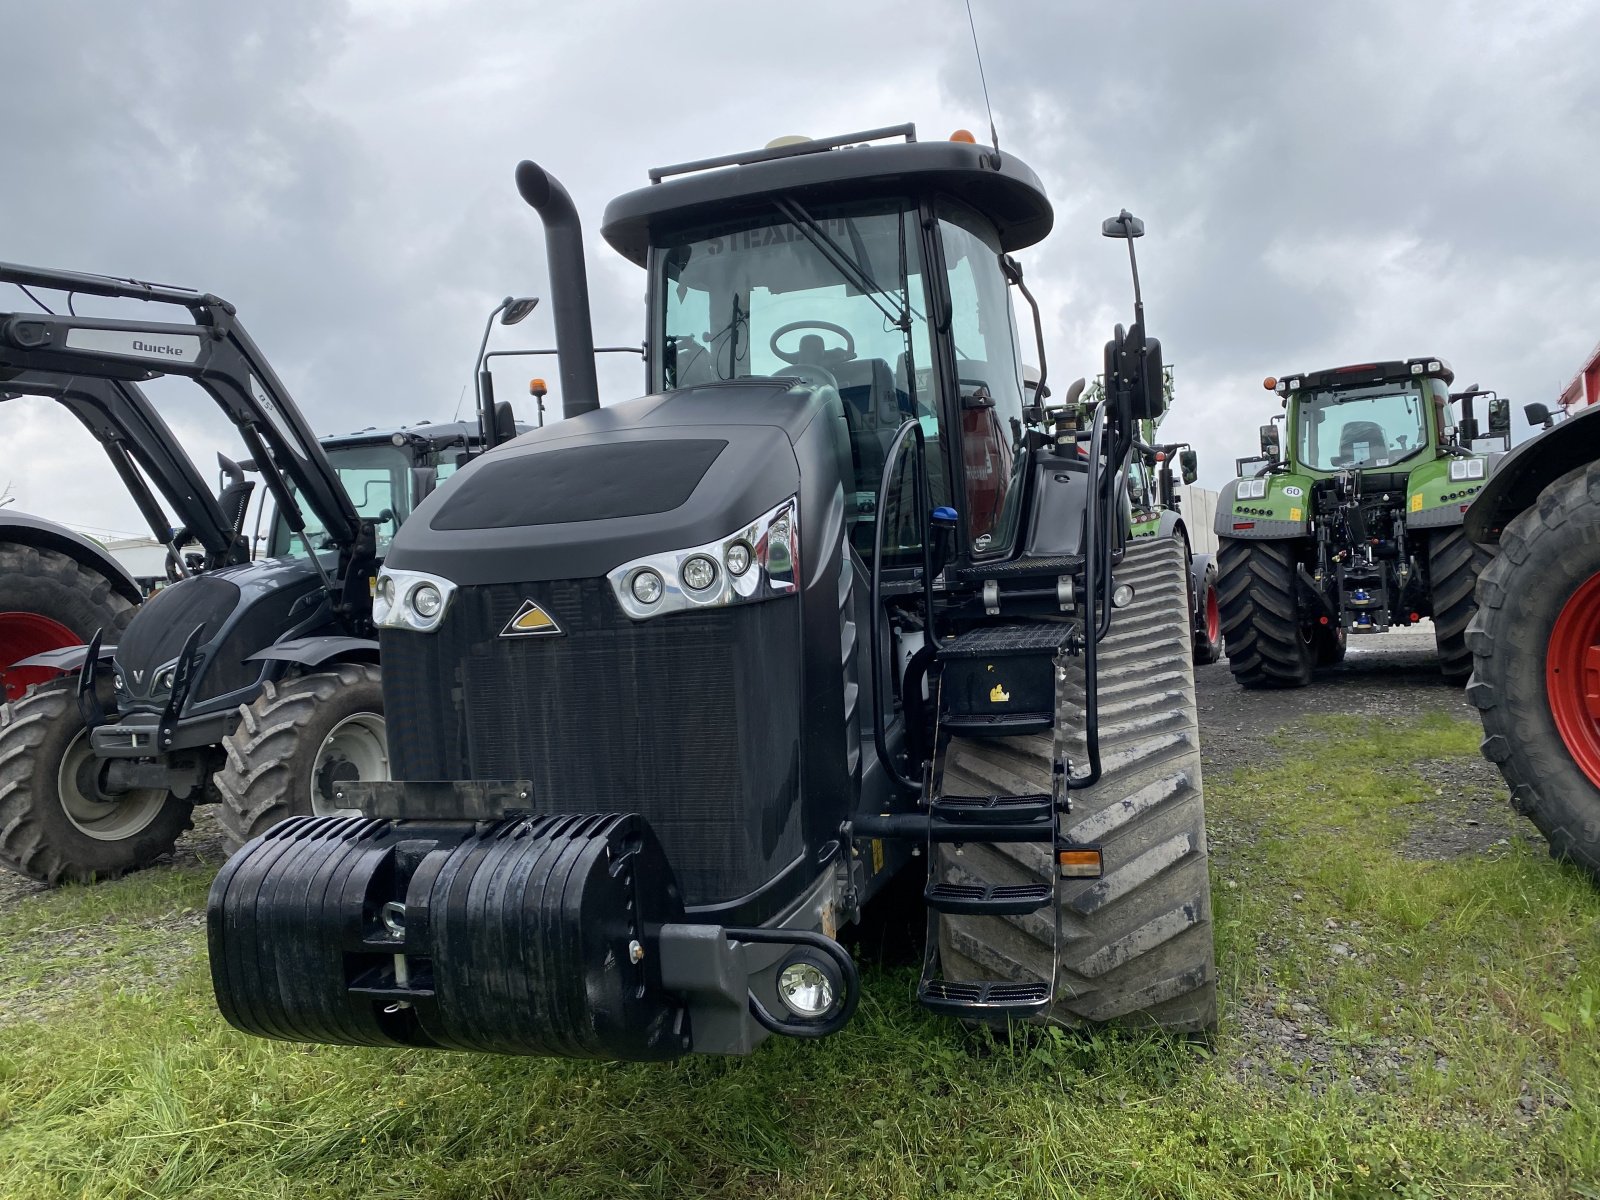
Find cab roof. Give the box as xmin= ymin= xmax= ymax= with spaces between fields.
xmin=599 ymin=125 xmax=1054 ymax=267
xmin=1274 ymin=357 xmax=1454 ymax=398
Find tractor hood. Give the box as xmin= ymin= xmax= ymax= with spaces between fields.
xmin=384 ymin=378 xmax=850 ymax=586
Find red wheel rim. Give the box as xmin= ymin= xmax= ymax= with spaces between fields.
xmin=0 ymin=611 xmax=80 ymax=703
xmin=1547 ymin=571 xmax=1600 ymax=790
xmin=1205 ymin=584 xmax=1221 ymax=644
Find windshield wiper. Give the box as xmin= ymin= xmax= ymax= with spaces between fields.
xmin=771 ymin=198 xmax=909 ymax=332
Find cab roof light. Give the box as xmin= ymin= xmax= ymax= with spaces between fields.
xmin=1263 ymin=376 xmax=1278 ymax=391
xmin=950 ymin=129 xmax=977 ymax=143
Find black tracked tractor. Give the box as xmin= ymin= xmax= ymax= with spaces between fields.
xmin=0 ymin=263 xmax=514 ymax=883
xmin=209 ymin=126 xmax=1216 ymax=1059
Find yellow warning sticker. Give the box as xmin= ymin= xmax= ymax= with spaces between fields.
xmin=1290 ymin=508 xmax=1302 ymax=522
xmin=1410 ymin=493 xmax=1424 ymax=512
xmin=871 ymin=838 xmax=884 ymax=874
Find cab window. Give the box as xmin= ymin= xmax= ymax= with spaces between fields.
xmin=266 ymin=444 xmax=411 ymax=559
xmin=937 ymin=199 xmax=1029 ymax=557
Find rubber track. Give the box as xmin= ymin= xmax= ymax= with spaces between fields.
xmin=935 ymin=537 xmax=1217 ymax=1032
xmin=1216 ymin=537 xmax=1313 ymax=689
xmin=1428 ymin=526 xmax=1492 ymax=683
xmin=215 ymin=662 xmax=383 ymax=853
xmin=1467 ymin=462 xmax=1600 ymax=882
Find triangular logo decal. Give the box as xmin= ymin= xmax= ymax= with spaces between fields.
xmin=499 ymin=599 xmax=563 ymax=638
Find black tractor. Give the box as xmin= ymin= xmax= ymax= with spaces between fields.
xmin=0 ymin=368 xmax=254 ymax=705
xmin=209 ymin=126 xmax=1216 ymax=1059
xmin=0 ymin=263 xmax=513 ymax=883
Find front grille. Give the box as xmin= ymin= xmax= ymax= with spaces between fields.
xmin=383 ymin=579 xmax=804 ymax=907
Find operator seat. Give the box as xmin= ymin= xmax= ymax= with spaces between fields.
xmin=1337 ymin=420 xmax=1387 ymax=466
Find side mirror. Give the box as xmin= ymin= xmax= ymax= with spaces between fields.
xmin=1487 ymin=396 xmax=1510 ymax=437
xmin=1259 ymin=424 xmax=1281 ymax=461
xmin=494 ymin=399 xmax=518 ymax=444
xmin=1180 ymin=448 xmax=1198 ymax=485
xmin=500 ymin=296 xmax=540 ymax=326
xmin=1524 ymin=401 xmax=1552 ymax=429
xmin=409 ymin=465 xmax=437 ymax=504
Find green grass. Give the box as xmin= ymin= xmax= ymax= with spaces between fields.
xmin=1 ymin=713 xmax=1597 ymax=1198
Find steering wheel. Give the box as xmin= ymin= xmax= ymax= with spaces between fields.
xmin=769 ymin=321 xmax=856 ymax=366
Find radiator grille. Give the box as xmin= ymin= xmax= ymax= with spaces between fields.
xmin=383 ymin=579 xmax=804 ymax=906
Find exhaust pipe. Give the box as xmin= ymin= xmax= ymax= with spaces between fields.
xmin=514 ymin=160 xmax=601 ymax=420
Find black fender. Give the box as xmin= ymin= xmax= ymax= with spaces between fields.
xmin=1155 ymin=509 xmax=1188 ymax=546
xmin=1465 ymin=404 xmax=1600 ymax=543
xmin=8 ymin=641 xmax=116 ymax=673
xmin=0 ymin=511 xmax=143 ymax=605
xmin=245 ymin=635 xmax=380 ymax=669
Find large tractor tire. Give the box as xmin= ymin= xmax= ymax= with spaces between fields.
xmin=0 ymin=678 xmax=190 ymax=883
xmin=1468 ymin=462 xmax=1600 ymax=882
xmin=1191 ymin=558 xmax=1223 ymax=666
xmin=216 ymin=662 xmax=388 ymax=853
xmin=935 ymin=537 xmax=1217 ymax=1032
xmin=1216 ymin=537 xmax=1315 ymax=688
xmin=0 ymin=543 xmax=135 ymax=703
xmin=1429 ymin=526 xmax=1492 ymax=684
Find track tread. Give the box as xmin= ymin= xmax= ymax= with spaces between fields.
xmin=935 ymin=537 xmax=1217 ymax=1032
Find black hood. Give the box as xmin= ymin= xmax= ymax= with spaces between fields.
xmin=385 ymin=379 xmax=845 ymax=586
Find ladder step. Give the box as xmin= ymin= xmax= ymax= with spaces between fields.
xmin=941 ymin=711 xmax=1053 ymax=737
xmin=924 ymin=880 xmax=1052 ymax=915
xmin=918 ymin=977 xmax=1051 ymax=1017
xmin=931 ymin=793 xmax=1053 ymax=823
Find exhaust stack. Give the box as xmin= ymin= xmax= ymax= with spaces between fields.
xmin=514 ymin=160 xmax=601 ymax=420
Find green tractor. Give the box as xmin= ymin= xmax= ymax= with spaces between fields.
xmin=1215 ymin=360 xmax=1510 ymax=687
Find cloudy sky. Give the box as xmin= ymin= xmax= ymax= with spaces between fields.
xmin=3 ymin=0 xmax=1597 ymax=541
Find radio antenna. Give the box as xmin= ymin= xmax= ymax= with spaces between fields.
xmin=963 ymin=0 xmax=1000 ymax=160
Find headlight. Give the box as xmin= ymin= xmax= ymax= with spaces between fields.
xmin=373 ymin=568 xmax=458 ymax=633
xmin=1236 ymin=478 xmax=1268 ymax=500
xmin=630 ymin=569 xmax=664 ymax=604
xmin=681 ymin=555 xmax=718 ymax=592
xmin=607 ymin=495 xmax=799 ymax=621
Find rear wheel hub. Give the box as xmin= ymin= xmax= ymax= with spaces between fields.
xmin=1547 ymin=570 xmax=1600 ymax=790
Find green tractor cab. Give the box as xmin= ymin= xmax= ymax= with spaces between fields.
xmin=1215 ymin=359 xmax=1509 ymax=686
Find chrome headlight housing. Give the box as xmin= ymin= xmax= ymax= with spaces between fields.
xmin=373 ymin=568 xmax=458 ymax=633
xmin=607 ymin=496 xmax=799 ymax=621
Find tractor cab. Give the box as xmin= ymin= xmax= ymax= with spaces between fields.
xmin=601 ymin=125 xmax=1049 ymax=572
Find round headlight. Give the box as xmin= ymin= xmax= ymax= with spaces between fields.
xmin=725 ymin=541 xmax=752 ymax=577
xmin=777 ymin=959 xmax=838 ymax=1019
xmin=631 ymin=569 xmax=664 ymax=605
xmin=1112 ymin=583 xmax=1136 ymax=609
xmin=376 ymin=575 xmax=395 ymax=604
xmin=681 ymin=554 xmax=718 ymax=591
xmin=411 ymin=582 xmax=443 ymax=618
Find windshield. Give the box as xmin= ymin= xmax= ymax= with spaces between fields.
xmin=266 ymin=443 xmax=414 ymax=559
xmin=657 ymin=201 xmax=939 ymax=565
xmin=1294 ymin=382 xmax=1428 ymax=471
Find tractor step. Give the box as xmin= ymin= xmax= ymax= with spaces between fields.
xmin=918 ymin=977 xmax=1052 ymax=1017
xmin=924 ymin=880 xmax=1052 ymax=915
xmin=931 ymin=792 xmax=1054 ymax=823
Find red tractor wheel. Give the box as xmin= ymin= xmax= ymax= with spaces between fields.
xmin=1547 ymin=570 xmax=1600 ymax=790
xmin=1470 ymin=462 xmax=1600 ymax=882
xmin=0 ymin=611 xmax=81 ymax=703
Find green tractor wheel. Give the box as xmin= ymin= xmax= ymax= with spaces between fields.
xmin=1216 ymin=538 xmax=1315 ymax=688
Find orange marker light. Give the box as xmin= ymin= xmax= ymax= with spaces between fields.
xmin=1263 ymin=376 xmax=1278 ymax=391
xmin=950 ymin=129 xmax=977 ymax=143
xmin=1155 ymin=451 xmax=1167 ymax=462
xmin=1058 ymin=848 xmax=1103 ymax=879
xmin=529 ymin=378 xmax=548 ymax=397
